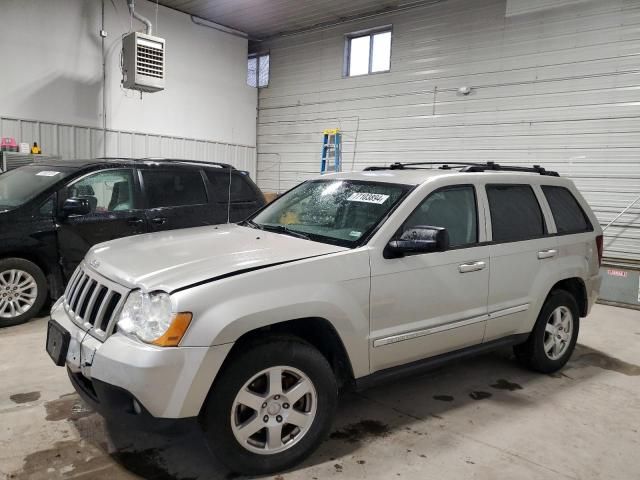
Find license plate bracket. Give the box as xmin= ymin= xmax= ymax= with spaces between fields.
xmin=46 ymin=319 xmax=71 ymax=366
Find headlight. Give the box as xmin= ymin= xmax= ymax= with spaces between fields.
xmin=117 ymin=290 xmax=192 ymax=346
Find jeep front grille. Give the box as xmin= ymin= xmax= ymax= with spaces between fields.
xmin=64 ymin=263 xmax=129 ymax=340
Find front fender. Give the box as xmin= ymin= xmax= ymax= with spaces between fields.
xmin=173 ymin=249 xmax=372 ymax=378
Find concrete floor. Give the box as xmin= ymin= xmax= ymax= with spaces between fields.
xmin=1 ymin=304 xmax=639 ymax=480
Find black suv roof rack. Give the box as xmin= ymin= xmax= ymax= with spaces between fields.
xmin=93 ymin=157 xmax=235 ymax=170
xmin=140 ymin=158 xmax=235 ymax=169
xmin=363 ymin=161 xmax=559 ymax=176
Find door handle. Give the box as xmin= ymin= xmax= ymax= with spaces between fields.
xmin=458 ymin=261 xmax=486 ymax=273
xmin=537 ymin=249 xmax=557 ymax=259
xmin=151 ymin=217 xmax=167 ymax=225
xmin=127 ymin=218 xmax=144 ymax=225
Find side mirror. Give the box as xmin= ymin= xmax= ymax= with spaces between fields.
xmin=386 ymin=226 xmax=449 ymax=258
xmin=61 ymin=197 xmax=91 ymax=217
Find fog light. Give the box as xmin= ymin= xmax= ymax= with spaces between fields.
xmin=132 ymin=399 xmax=142 ymax=415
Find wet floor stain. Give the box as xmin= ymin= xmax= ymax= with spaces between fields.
xmin=469 ymin=391 xmax=492 ymax=400
xmin=9 ymin=439 xmax=115 ymax=480
xmin=334 ymin=463 xmax=344 ymax=472
xmin=330 ymin=419 xmax=391 ymax=443
xmin=112 ymin=448 xmax=197 ymax=480
xmin=9 ymin=391 xmax=41 ymax=404
xmin=44 ymin=393 xmax=93 ymax=421
xmin=490 ymin=379 xmax=523 ymax=391
xmin=571 ymin=345 xmax=640 ymax=376
xmin=433 ymin=395 xmax=454 ymax=402
xmin=357 ymin=460 xmax=366 ymax=465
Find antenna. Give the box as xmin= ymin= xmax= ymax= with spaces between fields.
xmin=227 ymin=166 xmax=232 ymax=223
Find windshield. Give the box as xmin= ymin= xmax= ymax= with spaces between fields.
xmin=0 ymin=165 xmax=74 ymax=210
xmin=250 ymin=179 xmax=412 ymax=247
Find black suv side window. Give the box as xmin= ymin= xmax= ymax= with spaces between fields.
xmin=142 ymin=170 xmax=207 ymax=208
xmin=205 ymin=170 xmax=255 ymax=203
xmin=487 ymin=184 xmax=545 ymax=242
xmin=68 ymin=169 xmax=136 ymax=213
xmin=403 ymin=185 xmax=478 ymax=247
xmin=542 ymin=185 xmax=592 ymax=234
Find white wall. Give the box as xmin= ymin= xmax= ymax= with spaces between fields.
xmin=256 ymin=0 xmax=640 ymax=263
xmin=0 ymin=0 xmax=256 ymax=147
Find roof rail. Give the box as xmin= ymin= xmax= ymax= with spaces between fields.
xmin=363 ymin=161 xmax=559 ymax=176
xmin=140 ymin=158 xmax=235 ymax=169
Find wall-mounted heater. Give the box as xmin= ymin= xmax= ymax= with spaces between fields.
xmin=122 ymin=32 xmax=165 ymax=93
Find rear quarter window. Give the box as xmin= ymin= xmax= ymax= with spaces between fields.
xmin=542 ymin=185 xmax=592 ymax=234
xmin=486 ymin=184 xmax=546 ymax=243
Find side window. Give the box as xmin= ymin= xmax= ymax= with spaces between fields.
xmin=542 ymin=186 xmax=592 ymax=234
xmin=39 ymin=196 xmax=54 ymax=217
xmin=205 ymin=171 xmax=256 ymax=203
xmin=487 ymin=184 xmax=545 ymax=242
xmin=68 ymin=169 xmax=135 ymax=213
xmin=403 ymin=185 xmax=478 ymax=247
xmin=142 ymin=170 xmax=207 ymax=208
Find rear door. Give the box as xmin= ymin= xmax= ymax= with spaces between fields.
xmin=57 ymin=168 xmax=147 ymax=278
xmin=140 ymin=167 xmax=213 ymax=232
xmin=484 ymin=183 xmax=557 ymax=341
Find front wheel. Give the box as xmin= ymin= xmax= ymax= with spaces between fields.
xmin=0 ymin=258 xmax=48 ymax=327
xmin=200 ymin=338 xmax=338 ymax=475
xmin=514 ymin=290 xmax=580 ymax=373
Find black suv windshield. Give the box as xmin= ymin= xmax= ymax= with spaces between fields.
xmin=251 ymin=179 xmax=411 ymax=247
xmin=0 ymin=165 xmax=74 ymax=210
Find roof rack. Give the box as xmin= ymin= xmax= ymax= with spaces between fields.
xmin=139 ymin=158 xmax=235 ymax=169
xmin=363 ymin=161 xmax=559 ymax=176
xmin=93 ymin=157 xmax=235 ymax=169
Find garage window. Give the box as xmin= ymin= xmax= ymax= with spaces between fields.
xmin=247 ymin=53 xmax=269 ymax=88
xmin=345 ymin=27 xmax=392 ymax=77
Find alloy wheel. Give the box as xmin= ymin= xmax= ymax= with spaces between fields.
xmin=230 ymin=365 xmax=317 ymax=455
xmin=0 ymin=269 xmax=38 ymax=319
xmin=543 ymin=306 xmax=573 ymax=360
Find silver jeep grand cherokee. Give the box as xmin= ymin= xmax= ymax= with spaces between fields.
xmin=47 ymin=162 xmax=602 ymax=475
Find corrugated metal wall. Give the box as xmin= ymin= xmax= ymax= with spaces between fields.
xmin=255 ymin=0 xmax=640 ymax=263
xmin=0 ymin=116 xmax=257 ymax=178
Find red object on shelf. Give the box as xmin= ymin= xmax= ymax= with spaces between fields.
xmin=1 ymin=137 xmax=18 ymax=152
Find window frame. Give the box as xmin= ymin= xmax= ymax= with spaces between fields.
xmin=485 ymin=183 xmax=549 ymax=244
xmin=138 ymin=167 xmax=209 ymax=210
xmin=247 ymin=52 xmax=270 ymax=88
xmin=393 ymin=184 xmax=481 ymax=252
xmin=541 ymin=185 xmax=593 ymax=235
xmin=344 ymin=25 xmax=393 ymax=77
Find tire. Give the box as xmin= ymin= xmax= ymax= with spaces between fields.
xmin=514 ymin=289 xmax=580 ymax=373
xmin=0 ymin=257 xmax=48 ymax=327
xmin=200 ymin=337 xmax=338 ymax=475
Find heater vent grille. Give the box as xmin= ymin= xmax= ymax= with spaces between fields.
xmin=137 ymin=44 xmax=164 ymax=78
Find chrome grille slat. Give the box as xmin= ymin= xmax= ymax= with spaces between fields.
xmin=70 ymin=274 xmax=88 ymax=311
xmin=63 ymin=262 xmax=130 ymax=341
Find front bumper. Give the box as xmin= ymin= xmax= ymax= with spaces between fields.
xmin=50 ymin=301 xmax=233 ymax=420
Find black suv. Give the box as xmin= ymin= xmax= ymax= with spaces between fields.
xmin=0 ymin=158 xmax=265 ymax=326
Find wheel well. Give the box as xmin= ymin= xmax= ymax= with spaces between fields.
xmin=227 ymin=317 xmax=355 ymax=389
xmin=550 ymin=278 xmax=588 ymax=317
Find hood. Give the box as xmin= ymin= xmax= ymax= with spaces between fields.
xmin=85 ymin=224 xmax=347 ymax=293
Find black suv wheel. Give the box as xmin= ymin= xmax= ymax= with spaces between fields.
xmin=0 ymin=258 xmax=48 ymax=327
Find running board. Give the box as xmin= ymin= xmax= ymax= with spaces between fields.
xmin=354 ymin=333 xmax=530 ymax=391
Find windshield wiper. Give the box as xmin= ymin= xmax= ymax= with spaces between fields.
xmin=262 ymin=224 xmax=311 ymax=240
xmin=241 ymin=219 xmax=264 ymax=230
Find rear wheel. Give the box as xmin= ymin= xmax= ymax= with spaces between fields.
xmin=0 ymin=258 xmax=48 ymax=327
xmin=514 ymin=290 xmax=580 ymax=373
xmin=201 ymin=338 xmax=337 ymax=475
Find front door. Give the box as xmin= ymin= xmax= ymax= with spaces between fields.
xmin=370 ymin=185 xmax=490 ymax=372
xmin=139 ymin=168 xmax=213 ymax=232
xmin=57 ymin=168 xmax=147 ymax=279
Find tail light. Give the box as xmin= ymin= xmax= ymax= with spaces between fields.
xmin=595 ymin=235 xmax=604 ymax=266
